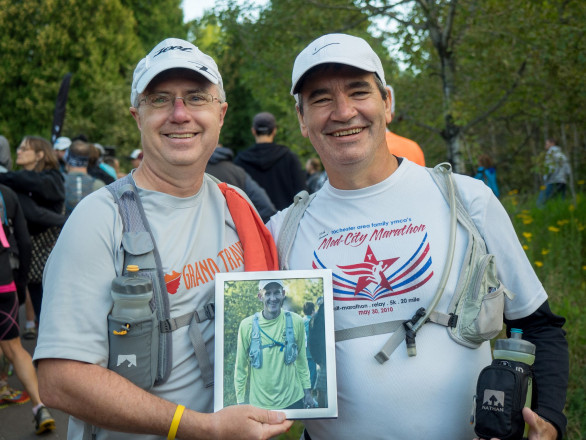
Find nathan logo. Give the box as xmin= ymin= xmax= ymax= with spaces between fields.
xmin=312 ymin=233 xmax=434 ymax=301
xmin=482 ymin=389 xmax=505 ymax=412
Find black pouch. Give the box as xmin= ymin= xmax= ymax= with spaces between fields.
xmin=474 ymin=359 xmax=534 ymax=440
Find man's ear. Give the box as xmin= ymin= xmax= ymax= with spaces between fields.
xmin=218 ymin=102 xmax=228 ymax=128
xmin=129 ymin=107 xmax=142 ymax=130
xmin=296 ymin=105 xmax=309 ymax=138
xmin=257 ymin=291 xmax=263 ymax=301
xmin=384 ymin=86 xmax=393 ymax=125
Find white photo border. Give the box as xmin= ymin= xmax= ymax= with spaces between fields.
xmin=214 ymin=269 xmax=337 ymax=420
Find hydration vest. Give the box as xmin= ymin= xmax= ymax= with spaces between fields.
xmin=249 ymin=311 xmax=298 ymax=369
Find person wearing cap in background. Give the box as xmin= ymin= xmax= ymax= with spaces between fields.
xmin=234 ymin=112 xmax=306 ymax=210
xmin=63 ymin=140 xmax=105 ymax=217
xmin=234 ymin=280 xmax=313 ymax=410
xmin=33 ymin=38 xmax=291 ymax=440
xmin=53 ymin=136 xmax=71 ymax=173
xmin=129 ymin=148 xmax=144 ymax=170
xmin=266 ymin=33 xmax=568 ymax=440
xmin=385 ymin=85 xmax=425 ymax=166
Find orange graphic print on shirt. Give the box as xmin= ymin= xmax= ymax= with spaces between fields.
xmin=165 ymin=271 xmax=182 ymax=294
xmin=164 ymin=241 xmax=244 ymax=295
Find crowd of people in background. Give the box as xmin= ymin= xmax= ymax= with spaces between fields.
xmin=0 ymin=133 xmax=139 ymax=434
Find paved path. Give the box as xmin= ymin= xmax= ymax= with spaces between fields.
xmin=0 ymin=310 xmax=69 ymax=439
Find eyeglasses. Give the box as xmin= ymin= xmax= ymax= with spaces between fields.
xmin=139 ymin=92 xmax=223 ymax=110
xmin=16 ymin=145 xmax=32 ymax=152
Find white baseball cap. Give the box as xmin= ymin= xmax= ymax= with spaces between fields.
xmin=53 ymin=136 xmax=72 ymax=151
xmin=259 ymin=280 xmax=285 ymax=291
xmin=129 ymin=148 xmax=143 ymax=160
xmin=291 ymin=33 xmax=386 ymax=96
xmin=130 ymin=38 xmax=223 ymax=107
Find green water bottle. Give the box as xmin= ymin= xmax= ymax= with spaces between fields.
xmin=493 ymin=328 xmax=536 ymax=439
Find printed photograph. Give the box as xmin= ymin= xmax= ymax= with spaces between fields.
xmin=214 ymin=269 xmax=337 ymax=420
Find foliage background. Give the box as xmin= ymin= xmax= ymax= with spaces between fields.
xmin=0 ymin=0 xmax=186 ymax=166
xmin=1 ymin=0 xmax=584 ymax=187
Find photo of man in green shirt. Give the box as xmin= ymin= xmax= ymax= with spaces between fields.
xmin=234 ymin=280 xmax=313 ymax=409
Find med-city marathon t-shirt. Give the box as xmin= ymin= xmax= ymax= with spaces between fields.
xmin=267 ymin=159 xmax=546 ymax=440
xmin=34 ymin=174 xmax=244 ymax=440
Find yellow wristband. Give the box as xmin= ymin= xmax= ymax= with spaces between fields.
xmin=167 ymin=404 xmax=185 ymax=440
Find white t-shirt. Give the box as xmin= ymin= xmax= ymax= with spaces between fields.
xmin=34 ymin=174 xmax=244 ymax=440
xmin=267 ymin=159 xmax=546 ymax=440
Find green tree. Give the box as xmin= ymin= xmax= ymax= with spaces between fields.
xmin=0 ymin=0 xmax=185 ymax=163
xmin=371 ymin=1 xmax=584 ymax=181
xmin=121 ymin=0 xmax=186 ymax=52
xmin=192 ymin=0 xmax=392 ymax=160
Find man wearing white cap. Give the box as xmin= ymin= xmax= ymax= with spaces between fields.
xmin=34 ymin=38 xmax=290 ymax=439
xmin=234 ymin=280 xmax=312 ymax=410
xmin=267 ymin=33 xmax=567 ymax=440
xmin=53 ymin=136 xmax=71 ymax=173
xmin=129 ymin=148 xmax=144 ymax=169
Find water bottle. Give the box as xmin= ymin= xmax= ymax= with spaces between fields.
xmin=111 ymin=265 xmax=153 ymax=320
xmin=493 ymin=328 xmax=536 ymax=438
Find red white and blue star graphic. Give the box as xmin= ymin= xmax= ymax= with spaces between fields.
xmin=311 ymin=233 xmax=434 ymax=301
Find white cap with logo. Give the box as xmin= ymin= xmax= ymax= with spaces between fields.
xmin=53 ymin=136 xmax=72 ymax=151
xmin=259 ymin=280 xmax=284 ymax=291
xmin=291 ymin=33 xmax=386 ymax=96
xmin=130 ymin=38 xmax=223 ymax=107
xmin=129 ymin=148 xmax=143 ymax=160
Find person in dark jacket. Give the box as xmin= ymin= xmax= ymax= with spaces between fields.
xmin=0 ymin=136 xmax=66 ymax=325
xmin=206 ymin=145 xmax=276 ymax=222
xmin=234 ymin=112 xmax=306 ymax=210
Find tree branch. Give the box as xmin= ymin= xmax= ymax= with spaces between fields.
xmin=462 ymin=60 xmax=527 ymax=132
xmin=397 ymin=112 xmax=442 ymax=135
xmin=442 ymin=0 xmax=458 ymax=49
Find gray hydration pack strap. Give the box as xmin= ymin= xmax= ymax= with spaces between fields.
xmin=107 ymin=175 xmax=214 ymax=387
xmin=249 ymin=311 xmax=297 ymax=368
xmin=276 ymin=190 xmax=316 ymax=270
xmin=283 ymin=311 xmax=298 ymax=365
xmin=374 ymin=163 xmax=458 ymax=363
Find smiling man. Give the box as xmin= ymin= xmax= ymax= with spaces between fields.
xmin=234 ymin=280 xmax=313 ymax=410
xmin=267 ymin=33 xmax=568 ymax=440
xmin=33 ymin=38 xmax=291 ymax=440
